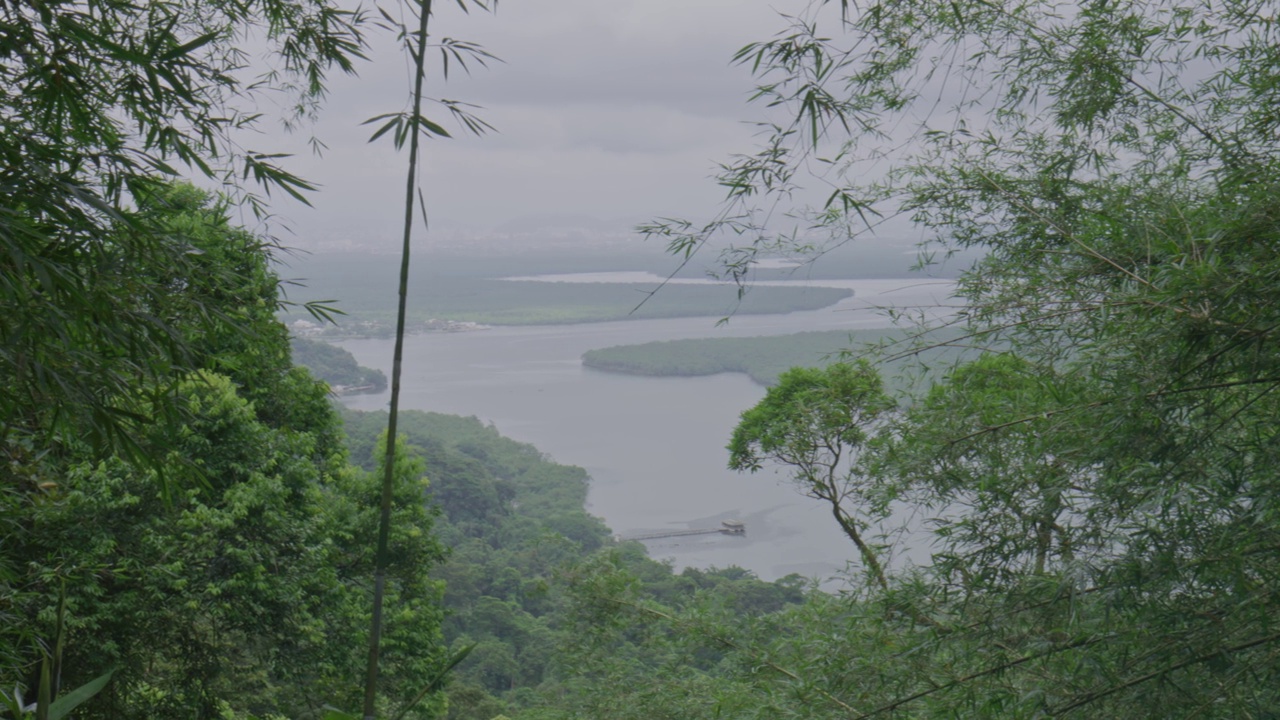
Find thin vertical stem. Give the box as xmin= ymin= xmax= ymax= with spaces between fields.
xmin=362 ymin=0 xmax=434 ymax=716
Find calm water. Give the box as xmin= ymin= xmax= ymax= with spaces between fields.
xmin=337 ymin=278 xmax=954 ymax=583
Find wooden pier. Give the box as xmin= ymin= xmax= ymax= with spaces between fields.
xmin=623 ymin=520 xmax=745 ymax=542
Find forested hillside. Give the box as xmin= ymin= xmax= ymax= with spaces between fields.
xmin=0 ymin=0 xmax=461 ymax=714
xmin=335 ymin=406 xmax=811 ymax=720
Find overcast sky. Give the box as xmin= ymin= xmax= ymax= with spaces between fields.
xmin=259 ymin=0 xmax=815 ymax=248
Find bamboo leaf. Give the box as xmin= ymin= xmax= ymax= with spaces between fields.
xmin=412 ymin=113 xmax=453 ymax=138
xmin=366 ymin=115 xmax=404 ymax=144
xmin=390 ymin=644 xmax=477 ymax=720
xmin=158 ymin=31 xmax=220 ymax=62
xmin=47 ymin=670 xmax=114 ymax=720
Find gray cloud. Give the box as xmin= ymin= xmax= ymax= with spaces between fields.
xmin=258 ymin=0 xmax=812 ymax=246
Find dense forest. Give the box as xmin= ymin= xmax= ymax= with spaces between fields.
xmin=605 ymin=0 xmax=1280 ymax=715
xmin=1 ymin=186 xmax=448 ymax=718
xmin=334 ymin=406 xmax=811 ymax=720
xmin=6 ymin=0 xmax=1280 ymax=718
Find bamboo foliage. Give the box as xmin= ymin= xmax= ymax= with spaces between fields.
xmin=361 ymin=1 xmax=495 ymax=717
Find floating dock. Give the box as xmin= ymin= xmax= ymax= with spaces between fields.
xmin=623 ymin=520 xmax=745 ymax=542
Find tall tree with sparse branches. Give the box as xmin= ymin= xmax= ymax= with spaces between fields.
xmin=357 ymin=0 xmax=496 ymax=717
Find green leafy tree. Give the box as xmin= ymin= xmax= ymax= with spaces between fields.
xmin=14 ymin=374 xmax=447 ymax=719
xmin=0 ymin=0 xmax=364 ymax=460
xmin=625 ymin=0 xmax=1280 ymax=716
xmin=21 ymin=374 xmax=343 ymax=717
xmin=0 ymin=2 xmax=364 ymax=673
xmin=2 ymin=189 xmax=448 ymax=719
xmin=2 ymin=0 xmax=506 ymax=713
xmin=728 ymin=361 xmax=894 ymax=589
xmin=884 ymin=354 xmax=1097 ymax=583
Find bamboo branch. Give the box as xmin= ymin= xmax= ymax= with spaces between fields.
xmin=363 ymin=0 xmax=434 ymax=716
xmin=1052 ymin=632 xmax=1280 ymax=715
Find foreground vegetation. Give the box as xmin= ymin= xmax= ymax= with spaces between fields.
xmin=2 ymin=188 xmax=447 ymax=718
xmin=604 ymin=0 xmax=1280 ymax=715
xmin=9 ymin=0 xmax=1280 ymax=717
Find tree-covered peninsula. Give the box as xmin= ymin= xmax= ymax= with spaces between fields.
xmin=279 ymin=252 xmax=853 ymax=335
xmin=292 ymin=337 xmax=389 ymax=394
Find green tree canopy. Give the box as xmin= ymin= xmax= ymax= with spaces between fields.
xmin=0 ymin=0 xmax=364 ymax=460
xmin=639 ymin=0 xmax=1280 ymax=715
xmin=1 ymin=187 xmax=448 ymax=719
xmin=729 ymin=361 xmax=895 ymax=588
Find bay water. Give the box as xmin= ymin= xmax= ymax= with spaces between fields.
xmin=337 ymin=278 xmax=954 ymax=584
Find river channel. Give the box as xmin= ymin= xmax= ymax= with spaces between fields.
xmin=337 ymin=277 xmax=954 ymax=583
